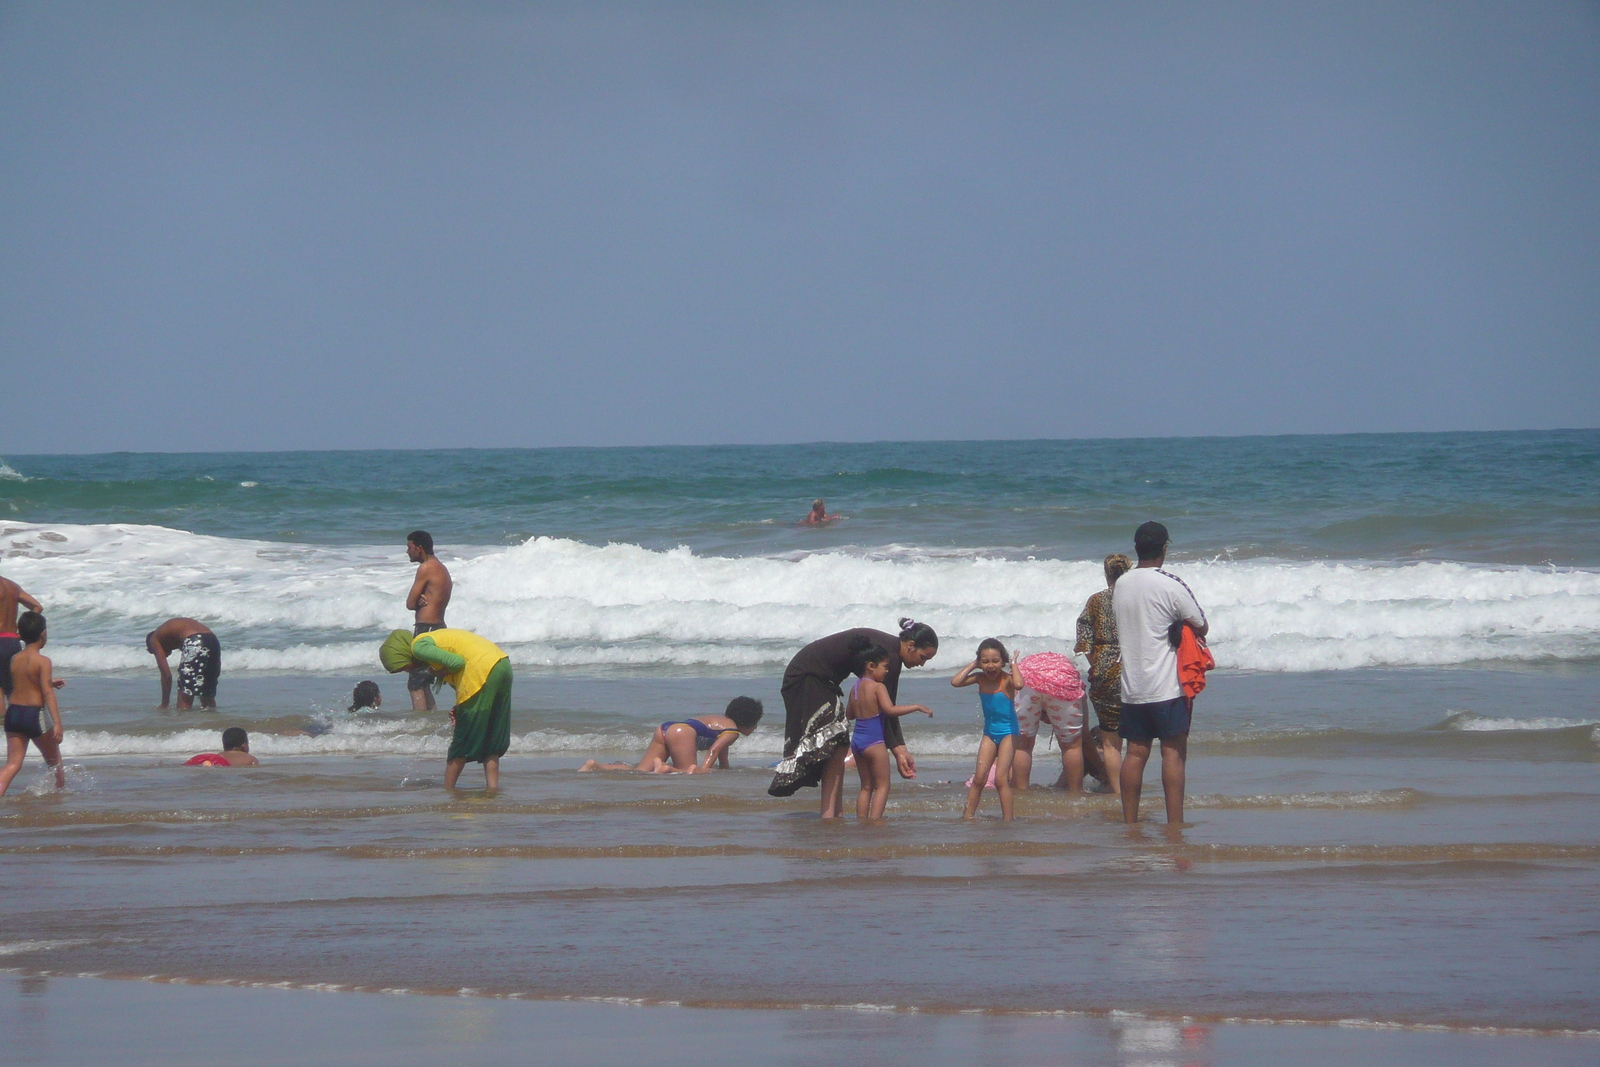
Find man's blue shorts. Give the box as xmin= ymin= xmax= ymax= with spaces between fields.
xmin=1119 ymin=695 xmax=1191 ymax=743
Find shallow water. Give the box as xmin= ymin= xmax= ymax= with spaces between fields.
xmin=4 ymin=668 xmax=1597 ymax=1034
xmin=5 ymin=974 xmax=1597 ymax=1067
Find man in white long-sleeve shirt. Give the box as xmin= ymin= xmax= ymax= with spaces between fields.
xmin=1112 ymin=521 xmax=1207 ymax=824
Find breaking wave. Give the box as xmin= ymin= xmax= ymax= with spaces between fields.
xmin=5 ymin=523 xmax=1599 ymax=675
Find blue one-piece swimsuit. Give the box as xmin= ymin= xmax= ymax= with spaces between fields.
xmin=979 ymin=689 xmax=1019 ymax=743
xmin=849 ymin=681 xmax=887 ymax=756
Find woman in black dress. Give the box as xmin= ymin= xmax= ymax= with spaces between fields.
xmin=768 ymin=618 xmax=939 ymax=817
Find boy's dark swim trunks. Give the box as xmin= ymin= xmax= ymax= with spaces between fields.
xmin=3 ymin=702 xmax=52 ymax=739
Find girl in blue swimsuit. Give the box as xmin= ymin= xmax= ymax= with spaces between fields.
xmin=848 ymin=645 xmax=934 ymax=819
xmin=952 ymin=638 xmax=1025 ymax=821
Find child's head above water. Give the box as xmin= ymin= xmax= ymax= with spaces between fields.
xmin=350 ymin=680 xmax=382 ymax=712
xmin=976 ymin=637 xmax=1010 ymax=672
xmin=221 ymin=727 xmax=249 ymax=752
xmin=723 ymin=696 xmax=764 ymax=734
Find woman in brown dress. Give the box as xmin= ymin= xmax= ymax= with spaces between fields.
xmin=1075 ymin=554 xmax=1132 ymax=793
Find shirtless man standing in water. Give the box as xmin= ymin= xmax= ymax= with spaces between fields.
xmin=405 ymin=531 xmax=452 ymax=711
xmin=0 ymin=574 xmax=43 ymax=708
xmin=147 ymin=618 xmax=222 ymax=710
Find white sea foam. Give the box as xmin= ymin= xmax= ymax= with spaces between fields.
xmin=0 ymin=461 xmax=28 ymax=482
xmin=61 ymin=726 xmax=647 ymax=759
xmin=1443 ymin=713 xmax=1600 ymax=732
xmin=0 ymin=939 xmax=92 ymax=956
xmin=56 ymin=721 xmax=1000 ymax=759
xmin=5 ymin=523 xmax=1599 ymax=675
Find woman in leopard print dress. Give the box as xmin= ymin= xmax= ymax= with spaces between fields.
xmin=1076 ymin=553 xmax=1132 ymax=793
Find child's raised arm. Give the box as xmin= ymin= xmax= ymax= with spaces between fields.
xmin=1008 ymin=653 xmax=1025 ymax=696
xmin=950 ymin=659 xmax=982 ymax=688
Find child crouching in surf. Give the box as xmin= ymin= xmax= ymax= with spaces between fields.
xmin=953 ymin=638 xmax=1023 ymax=821
xmin=850 ymin=644 xmax=934 ymax=819
xmin=579 ymin=697 xmax=764 ymax=774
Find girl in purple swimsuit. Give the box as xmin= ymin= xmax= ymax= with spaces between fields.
xmin=578 ymin=697 xmax=764 ymax=774
xmin=848 ymin=645 xmax=934 ymax=819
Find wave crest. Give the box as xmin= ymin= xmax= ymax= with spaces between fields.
xmin=6 ymin=523 xmax=1599 ymax=675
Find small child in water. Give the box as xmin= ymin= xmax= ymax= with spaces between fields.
xmin=580 ymin=697 xmax=764 ymax=774
xmin=953 ymin=638 xmax=1024 ymax=821
xmin=185 ymin=727 xmax=259 ymax=767
xmin=849 ymin=644 xmax=934 ymax=819
xmin=349 ymin=680 xmax=382 ymax=712
xmin=0 ymin=611 xmax=66 ymax=797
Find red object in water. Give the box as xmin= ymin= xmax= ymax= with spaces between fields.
xmin=184 ymin=753 xmax=231 ymax=767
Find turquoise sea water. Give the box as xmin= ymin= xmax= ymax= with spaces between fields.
xmin=5 ymin=429 xmax=1597 ymax=562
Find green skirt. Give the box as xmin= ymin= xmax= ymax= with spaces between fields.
xmin=447 ymin=657 xmax=512 ymax=763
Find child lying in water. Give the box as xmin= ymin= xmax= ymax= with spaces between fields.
xmin=579 ymin=697 xmax=763 ymax=774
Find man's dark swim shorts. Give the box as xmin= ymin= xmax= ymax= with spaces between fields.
xmin=1118 ymin=695 xmax=1191 ymax=743
xmin=0 ymin=635 xmax=22 ymax=696
xmin=177 ymin=632 xmax=222 ymax=703
xmin=408 ymin=622 xmax=445 ymax=692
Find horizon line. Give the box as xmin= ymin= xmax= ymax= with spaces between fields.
xmin=1 ymin=426 xmax=1595 ymax=461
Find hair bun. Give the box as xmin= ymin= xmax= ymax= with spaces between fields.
xmin=898 ymin=617 xmax=916 ymax=631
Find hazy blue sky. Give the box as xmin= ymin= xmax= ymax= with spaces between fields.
xmin=2 ymin=2 xmax=1596 ymax=453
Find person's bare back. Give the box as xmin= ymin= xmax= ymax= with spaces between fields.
xmin=0 ymin=575 xmax=42 ymax=634
xmin=9 ymin=647 xmax=56 ymax=712
xmin=148 ymin=617 xmax=211 ymax=653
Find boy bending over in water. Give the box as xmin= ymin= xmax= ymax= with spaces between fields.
xmin=580 ymin=697 xmax=763 ymax=773
xmin=0 ymin=612 xmax=67 ymax=797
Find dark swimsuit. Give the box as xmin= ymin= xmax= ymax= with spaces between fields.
xmin=408 ymin=622 xmax=445 ymax=692
xmin=660 ymin=719 xmax=738 ymax=752
xmin=0 ymin=634 xmax=22 ymax=697
xmin=3 ymin=703 xmax=52 ymax=740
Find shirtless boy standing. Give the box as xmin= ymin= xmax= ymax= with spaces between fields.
xmin=0 ymin=611 xmax=66 ymax=796
xmin=146 ymin=618 xmax=222 ymax=710
xmin=404 ymin=531 xmax=452 ymax=712
xmin=0 ymin=574 xmax=43 ymax=707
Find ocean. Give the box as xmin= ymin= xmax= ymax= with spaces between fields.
xmin=1 ymin=430 xmax=1596 ymax=1063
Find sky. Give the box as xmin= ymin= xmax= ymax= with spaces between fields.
xmin=1 ymin=1 xmax=1597 ymax=454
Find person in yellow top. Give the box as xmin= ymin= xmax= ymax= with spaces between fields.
xmin=381 ymin=628 xmax=512 ymax=790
